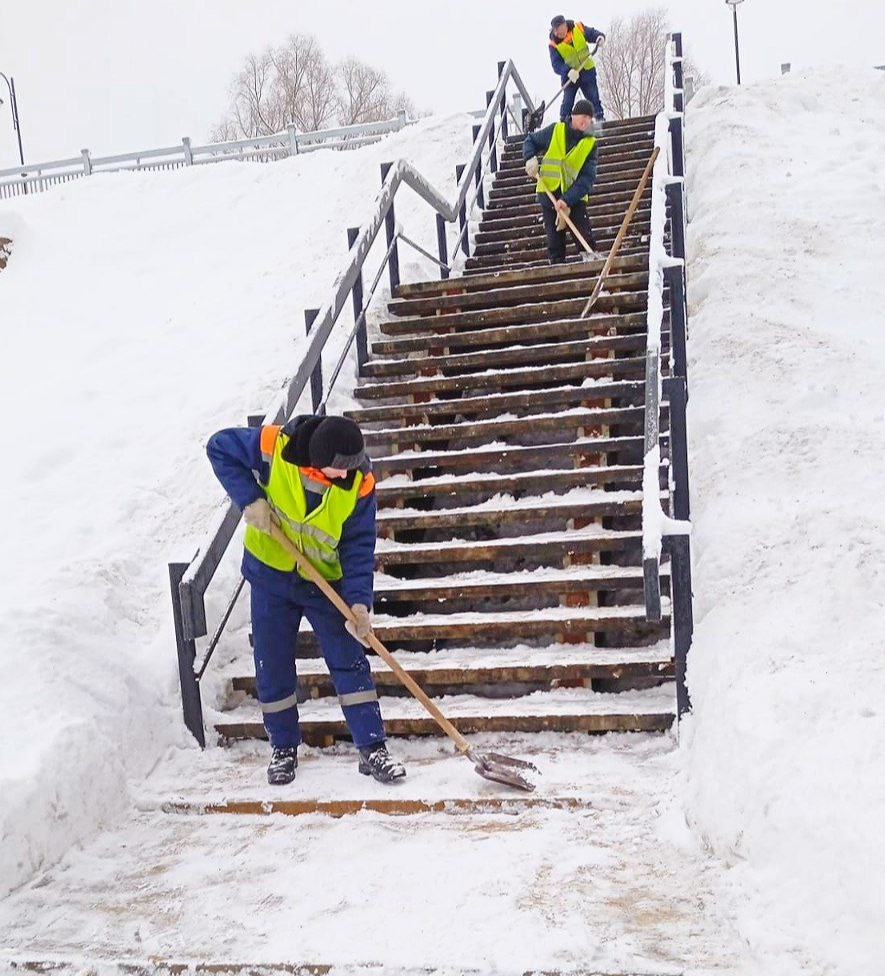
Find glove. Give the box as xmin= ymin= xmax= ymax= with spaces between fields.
xmin=554 ymin=201 xmax=571 ymax=231
xmin=345 ymin=603 xmax=373 ymax=647
xmin=595 ymin=34 xmax=606 ymax=49
xmin=524 ymin=156 xmax=540 ymax=179
xmin=243 ymin=498 xmax=274 ymax=534
xmin=567 ymin=68 xmax=581 ymax=84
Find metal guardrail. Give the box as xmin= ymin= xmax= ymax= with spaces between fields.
xmin=169 ymin=59 xmax=534 ymax=746
xmin=0 ymin=112 xmax=411 ymax=200
xmin=641 ymin=32 xmax=693 ymax=718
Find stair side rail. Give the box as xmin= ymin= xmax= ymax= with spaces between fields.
xmin=642 ymin=32 xmax=693 ymax=719
xmin=168 ymin=60 xmax=535 ymax=745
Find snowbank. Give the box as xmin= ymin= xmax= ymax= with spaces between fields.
xmin=684 ymin=68 xmax=885 ymax=973
xmin=0 ymin=113 xmax=474 ymax=897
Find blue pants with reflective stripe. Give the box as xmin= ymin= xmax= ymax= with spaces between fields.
xmin=249 ymin=576 xmax=385 ymax=750
xmin=561 ymin=67 xmax=604 ymax=121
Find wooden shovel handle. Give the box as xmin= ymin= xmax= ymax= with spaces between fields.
xmin=581 ymin=145 xmax=660 ymax=317
xmin=267 ymin=523 xmax=472 ymax=754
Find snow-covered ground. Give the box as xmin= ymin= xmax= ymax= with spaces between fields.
xmin=0 ymin=114 xmax=474 ymax=899
xmin=684 ymin=67 xmax=885 ymax=974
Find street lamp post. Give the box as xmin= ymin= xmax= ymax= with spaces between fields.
xmin=725 ymin=0 xmax=746 ymax=85
xmin=0 ymin=72 xmax=26 ymax=168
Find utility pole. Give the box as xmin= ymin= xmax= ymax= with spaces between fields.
xmin=725 ymin=0 xmax=746 ymax=85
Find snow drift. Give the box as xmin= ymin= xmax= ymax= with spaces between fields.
xmin=684 ymin=66 xmax=885 ymax=974
xmin=0 ymin=113 xmax=474 ymax=897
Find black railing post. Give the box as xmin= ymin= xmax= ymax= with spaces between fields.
xmin=662 ymin=376 xmax=690 ymax=522
xmin=380 ymin=161 xmax=401 ymax=292
xmin=485 ymin=91 xmax=498 ymax=172
xmin=471 ymin=124 xmax=486 ymax=210
xmin=669 ymin=116 xmax=685 ymax=179
xmin=347 ymin=226 xmax=369 ymax=373
xmin=665 ymin=265 xmax=688 ymax=384
xmin=436 ymin=213 xmax=450 ymax=280
xmin=666 ymin=533 xmax=693 ymax=718
xmin=455 ymin=164 xmax=469 ymax=256
xmin=304 ymin=307 xmax=324 ymax=414
xmin=169 ymin=562 xmax=205 ymax=747
xmin=666 ymin=180 xmax=686 ymax=261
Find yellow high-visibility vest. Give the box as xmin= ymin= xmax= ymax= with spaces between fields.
xmin=536 ymin=122 xmax=597 ymax=202
xmin=244 ymin=425 xmax=368 ymax=579
xmin=553 ymin=22 xmax=595 ymax=72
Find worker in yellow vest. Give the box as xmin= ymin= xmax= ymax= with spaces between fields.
xmin=523 ymin=99 xmax=603 ymax=263
xmin=549 ymin=15 xmax=606 ymax=125
xmin=207 ymin=414 xmax=406 ymax=786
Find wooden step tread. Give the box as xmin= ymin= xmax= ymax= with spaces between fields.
xmin=362 ymin=405 xmax=647 ymax=447
xmin=215 ymin=685 xmax=676 ymax=742
xmin=378 ymin=292 xmax=649 ymax=336
xmin=372 ymin=563 xmax=667 ymax=602
xmin=472 ymin=221 xmax=651 ymax=258
xmin=373 ymin=432 xmax=657 ymax=475
xmin=371 ymin=310 xmax=648 ymax=356
xmin=359 ymin=357 xmax=646 ymax=400
xmin=462 ymin=245 xmax=649 ymax=276
xmin=377 ymin=490 xmax=644 ymax=531
xmin=230 ymin=641 xmax=673 ymax=698
xmin=375 ymin=465 xmax=644 ymax=505
xmin=464 ymin=246 xmax=649 ymax=274
xmin=385 ymin=270 xmax=648 ymax=317
xmin=347 ymin=378 xmax=645 ymax=424
xmin=364 ymin=333 xmax=646 ymax=379
xmin=392 ymin=255 xmax=645 ymax=300
xmin=474 ymin=209 xmax=652 ymax=245
xmin=375 ymin=525 xmax=643 ymax=566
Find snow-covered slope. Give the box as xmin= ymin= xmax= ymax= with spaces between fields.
xmin=684 ymin=67 xmax=885 ymax=973
xmin=0 ymin=114 xmax=474 ymax=897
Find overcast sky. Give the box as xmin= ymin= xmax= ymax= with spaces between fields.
xmin=0 ymin=1 xmax=882 ymax=166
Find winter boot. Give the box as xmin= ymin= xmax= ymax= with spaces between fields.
xmin=358 ymin=743 xmax=406 ymax=783
xmin=267 ymin=746 xmax=298 ymax=785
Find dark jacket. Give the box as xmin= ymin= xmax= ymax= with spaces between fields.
xmin=549 ymin=20 xmax=603 ymax=80
xmin=522 ymin=121 xmax=598 ymax=207
xmin=206 ymin=415 xmax=376 ymax=606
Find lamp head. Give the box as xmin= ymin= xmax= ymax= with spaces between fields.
xmin=725 ymin=0 xmax=746 ymax=6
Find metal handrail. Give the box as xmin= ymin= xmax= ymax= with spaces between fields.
xmin=169 ymin=61 xmax=533 ymax=745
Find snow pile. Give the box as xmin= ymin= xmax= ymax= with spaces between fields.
xmin=0 ymin=113 xmax=474 ymax=898
xmin=684 ymin=68 xmax=885 ymax=973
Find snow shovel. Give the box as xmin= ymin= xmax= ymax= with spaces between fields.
xmin=525 ymin=39 xmax=602 ymax=133
xmin=265 ymin=522 xmax=539 ymax=792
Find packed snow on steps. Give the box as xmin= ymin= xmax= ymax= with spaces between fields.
xmin=0 ymin=732 xmax=752 ymax=976
xmin=0 ymin=111 xmax=476 ymax=899
xmin=684 ymin=67 xmax=885 ymax=975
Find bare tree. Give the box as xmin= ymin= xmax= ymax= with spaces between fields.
xmin=211 ymin=34 xmax=416 ymax=140
xmin=596 ymin=7 xmax=708 ymax=120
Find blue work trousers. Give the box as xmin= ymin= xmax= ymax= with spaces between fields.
xmin=561 ymin=66 xmax=604 ymax=121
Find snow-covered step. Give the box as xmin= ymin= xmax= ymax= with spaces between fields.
xmin=373 ymin=433 xmax=656 ymax=477
xmin=372 ymin=309 xmax=647 ymax=357
xmin=375 ymin=464 xmax=645 ymax=507
xmin=391 ymin=251 xmax=645 ymax=301
xmin=364 ymin=405 xmax=645 ymax=450
xmin=475 ymin=207 xmax=651 ymax=246
xmin=462 ymin=244 xmax=649 ymax=277
xmin=376 ymin=289 xmax=648 ymax=337
xmin=363 ymin=406 xmax=646 ymax=452
xmin=384 ymin=269 xmax=648 ymax=318
xmin=376 ymin=490 xmax=644 ymax=534
xmin=362 ymin=332 xmax=646 ymax=380
xmin=375 ymin=524 xmax=642 ymax=568
xmin=347 ymin=377 xmax=645 ymax=425
xmin=215 ymin=685 xmax=676 ymax=743
xmin=373 ymin=563 xmax=663 ymax=606
xmin=230 ymin=640 xmax=673 ymax=701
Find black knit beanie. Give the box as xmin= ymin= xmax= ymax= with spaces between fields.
xmin=572 ymin=99 xmax=595 ymax=118
xmin=551 ymin=14 xmax=566 ymax=28
xmin=308 ymin=416 xmax=366 ymax=470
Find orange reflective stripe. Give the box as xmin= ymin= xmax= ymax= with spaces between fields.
xmin=260 ymin=425 xmax=281 ymax=455
xmin=358 ymin=472 xmax=376 ymax=497
xmin=300 ymin=466 xmax=333 ymax=488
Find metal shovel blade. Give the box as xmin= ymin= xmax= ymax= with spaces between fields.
xmin=468 ymin=748 xmax=539 ymax=792
xmin=525 ymin=101 xmax=546 ymax=133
